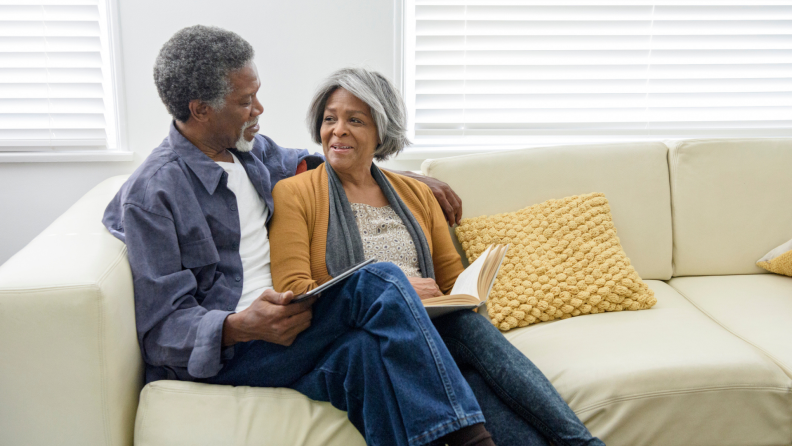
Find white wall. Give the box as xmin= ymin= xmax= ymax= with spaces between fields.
xmin=0 ymin=0 xmax=398 ymax=265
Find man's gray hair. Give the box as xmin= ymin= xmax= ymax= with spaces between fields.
xmin=154 ymin=25 xmax=254 ymax=122
xmin=307 ymin=68 xmax=411 ymax=161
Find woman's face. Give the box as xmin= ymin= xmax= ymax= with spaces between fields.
xmin=320 ymin=88 xmax=379 ymax=175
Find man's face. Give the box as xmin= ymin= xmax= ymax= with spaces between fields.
xmin=211 ymin=62 xmax=263 ymax=152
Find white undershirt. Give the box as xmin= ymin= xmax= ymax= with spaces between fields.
xmin=216 ymin=152 xmax=273 ymax=312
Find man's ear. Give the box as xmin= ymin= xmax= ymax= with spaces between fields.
xmin=188 ymin=99 xmax=212 ymax=123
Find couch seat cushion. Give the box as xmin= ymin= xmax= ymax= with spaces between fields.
xmin=503 ymin=280 xmax=792 ymax=446
xmin=134 ymin=381 xmax=364 ymax=446
xmin=669 ymin=274 xmax=792 ymax=377
xmin=134 ymin=280 xmax=792 ymax=446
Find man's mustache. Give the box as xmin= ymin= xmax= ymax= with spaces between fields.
xmin=243 ymin=118 xmax=259 ymax=130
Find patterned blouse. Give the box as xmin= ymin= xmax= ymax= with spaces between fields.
xmin=350 ymin=203 xmax=422 ymax=278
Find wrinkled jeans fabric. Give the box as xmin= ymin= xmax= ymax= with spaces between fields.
xmin=203 ymin=263 xmax=484 ymax=446
xmin=433 ymin=311 xmax=604 ymax=446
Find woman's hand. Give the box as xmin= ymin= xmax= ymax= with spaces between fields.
xmin=408 ymin=277 xmax=444 ymax=300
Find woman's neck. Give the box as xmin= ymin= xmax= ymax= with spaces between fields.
xmin=333 ymin=162 xmax=388 ymax=207
xmin=333 ymin=163 xmax=375 ymax=188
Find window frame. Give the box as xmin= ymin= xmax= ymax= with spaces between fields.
xmin=399 ymin=0 xmax=792 ymax=160
xmin=0 ymin=0 xmax=131 ymax=163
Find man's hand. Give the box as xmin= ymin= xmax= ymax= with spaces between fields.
xmin=222 ymin=289 xmax=317 ymax=347
xmin=391 ymin=170 xmax=463 ymax=226
xmin=408 ymin=277 xmax=444 ymax=300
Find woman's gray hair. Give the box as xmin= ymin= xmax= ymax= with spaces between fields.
xmin=154 ymin=25 xmax=254 ymax=122
xmin=307 ymin=68 xmax=411 ymax=161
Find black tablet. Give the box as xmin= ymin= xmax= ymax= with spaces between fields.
xmin=291 ymin=258 xmax=377 ymax=303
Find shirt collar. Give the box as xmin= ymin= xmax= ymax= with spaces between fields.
xmin=168 ymin=121 xmax=226 ymax=195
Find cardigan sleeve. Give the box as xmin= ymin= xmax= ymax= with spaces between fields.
xmin=269 ymin=180 xmax=318 ymax=296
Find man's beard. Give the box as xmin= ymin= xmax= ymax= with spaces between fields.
xmin=234 ymin=118 xmax=258 ymax=152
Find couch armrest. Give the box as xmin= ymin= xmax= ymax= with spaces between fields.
xmin=0 ymin=175 xmax=141 ymax=446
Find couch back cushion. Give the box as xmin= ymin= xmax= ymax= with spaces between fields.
xmin=421 ymin=142 xmax=673 ymax=280
xmin=669 ymin=138 xmax=792 ymax=277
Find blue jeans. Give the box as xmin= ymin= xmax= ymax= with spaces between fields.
xmin=203 ymin=263 xmax=484 ymax=446
xmin=432 ymin=311 xmax=604 ymax=446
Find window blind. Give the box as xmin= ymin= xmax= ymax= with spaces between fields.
xmin=0 ymin=0 xmax=117 ymax=152
xmin=404 ymin=1 xmax=792 ymax=148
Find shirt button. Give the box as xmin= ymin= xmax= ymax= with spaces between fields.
xmin=230 ymin=204 xmax=237 ymax=211
xmin=235 ymin=276 xmax=241 ymax=282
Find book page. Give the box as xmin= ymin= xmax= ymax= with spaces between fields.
xmin=422 ymin=295 xmax=481 ymax=306
xmin=478 ymin=245 xmax=501 ymax=296
xmin=480 ymin=245 xmax=508 ymax=299
xmin=449 ymin=245 xmax=492 ymax=299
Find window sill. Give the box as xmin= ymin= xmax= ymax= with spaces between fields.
xmin=0 ymin=150 xmax=134 ymax=163
xmin=397 ymin=138 xmax=686 ymax=160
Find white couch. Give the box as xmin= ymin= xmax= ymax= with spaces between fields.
xmin=1 ymin=138 xmax=790 ymax=446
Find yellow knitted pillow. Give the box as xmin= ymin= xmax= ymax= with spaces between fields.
xmin=455 ymin=193 xmax=656 ymax=331
xmin=757 ymin=238 xmax=792 ymax=276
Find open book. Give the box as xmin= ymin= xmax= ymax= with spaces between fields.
xmin=423 ymin=244 xmax=509 ymax=318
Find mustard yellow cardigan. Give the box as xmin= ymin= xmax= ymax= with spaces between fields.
xmin=269 ymin=164 xmax=464 ymax=296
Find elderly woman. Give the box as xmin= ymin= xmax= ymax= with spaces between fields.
xmin=269 ymin=68 xmax=604 ymax=446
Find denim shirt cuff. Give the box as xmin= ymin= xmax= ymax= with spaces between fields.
xmin=187 ymin=309 xmax=234 ymax=379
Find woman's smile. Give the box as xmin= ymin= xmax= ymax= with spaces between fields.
xmin=329 ymin=143 xmax=354 ymax=154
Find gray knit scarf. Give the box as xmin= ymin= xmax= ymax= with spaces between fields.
xmin=325 ymin=162 xmax=435 ymax=280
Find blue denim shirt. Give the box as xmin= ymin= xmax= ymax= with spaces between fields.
xmin=103 ymin=122 xmax=321 ymax=383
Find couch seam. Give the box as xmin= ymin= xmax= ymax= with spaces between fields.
xmin=145 ymin=385 xmax=321 ymax=399
xmin=0 ymin=248 xmax=126 ymax=294
xmin=96 ymin=246 xmax=131 ymax=446
xmin=135 ymin=387 xmax=151 ymax=445
xmin=95 ymin=284 xmax=112 ymax=446
xmin=97 ymin=244 xmax=129 ymax=285
xmin=668 ymin=282 xmax=792 ymax=380
xmin=574 ymin=384 xmax=791 ymax=415
xmin=668 ymin=144 xmax=680 ymax=278
xmin=0 ymin=283 xmax=102 ymax=294
xmin=0 ymin=242 xmax=128 ymax=293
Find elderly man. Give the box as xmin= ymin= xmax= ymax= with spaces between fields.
xmin=103 ymin=26 xmax=496 ymax=446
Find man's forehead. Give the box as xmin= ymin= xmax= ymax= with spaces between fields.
xmin=230 ymin=63 xmax=260 ymax=94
